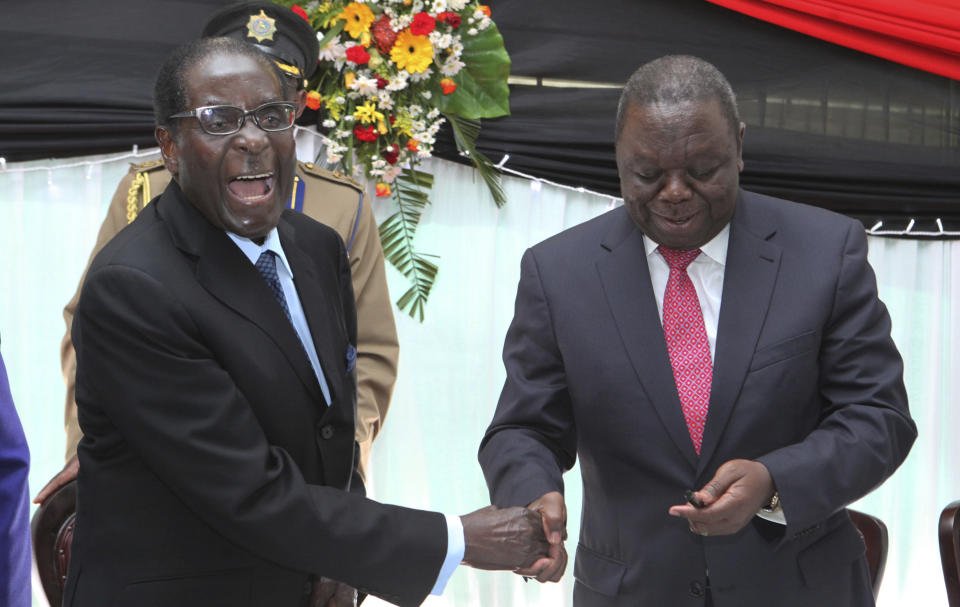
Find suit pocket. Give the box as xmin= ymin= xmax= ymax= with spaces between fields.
xmin=797 ymin=520 xmax=866 ymax=587
xmin=116 ymin=567 xmax=252 ymax=607
xmin=749 ymin=330 xmax=819 ymax=372
xmin=574 ymin=543 xmax=627 ymax=597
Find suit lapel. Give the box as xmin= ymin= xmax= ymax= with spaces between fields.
xmin=596 ymin=209 xmax=700 ymax=470
xmin=696 ymin=191 xmax=781 ymax=474
xmin=157 ymin=182 xmax=323 ymax=402
xmin=277 ymin=218 xmax=343 ymax=409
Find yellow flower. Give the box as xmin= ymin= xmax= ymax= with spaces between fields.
xmin=338 ymin=2 xmax=376 ymax=39
xmin=344 ymin=72 xmax=356 ymax=89
xmin=353 ymin=101 xmax=385 ymax=125
xmin=375 ymin=183 xmax=392 ymax=197
xmin=390 ymin=30 xmax=434 ymax=74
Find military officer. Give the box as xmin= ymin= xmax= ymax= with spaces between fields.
xmin=35 ymin=1 xmax=398 ymax=504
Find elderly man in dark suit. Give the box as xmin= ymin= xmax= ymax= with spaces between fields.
xmin=479 ymin=55 xmax=916 ymax=606
xmin=64 ymin=37 xmax=547 ymax=607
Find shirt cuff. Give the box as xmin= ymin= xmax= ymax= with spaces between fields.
xmin=430 ymin=513 xmax=465 ymax=595
xmin=756 ymin=509 xmax=787 ymax=524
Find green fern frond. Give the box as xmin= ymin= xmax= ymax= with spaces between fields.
xmin=378 ymin=168 xmax=438 ymax=321
xmin=445 ymin=113 xmax=507 ymax=208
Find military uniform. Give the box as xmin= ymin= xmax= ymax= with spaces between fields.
xmin=60 ymin=159 xmax=398 ymax=479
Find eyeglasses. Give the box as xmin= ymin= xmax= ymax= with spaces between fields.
xmin=167 ymin=102 xmax=296 ymax=136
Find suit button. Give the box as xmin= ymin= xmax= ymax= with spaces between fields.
xmin=689 ymin=580 xmax=705 ymax=597
xmin=320 ymin=424 xmax=335 ymax=440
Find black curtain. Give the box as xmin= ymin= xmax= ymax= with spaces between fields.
xmin=3 ymin=0 xmax=959 ymax=226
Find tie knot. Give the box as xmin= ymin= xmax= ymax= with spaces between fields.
xmin=658 ymin=246 xmax=701 ymax=271
xmin=255 ymin=249 xmax=277 ymax=272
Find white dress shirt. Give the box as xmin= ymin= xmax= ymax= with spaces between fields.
xmin=227 ymin=229 xmax=465 ymax=592
xmin=642 ymin=225 xmax=785 ymax=524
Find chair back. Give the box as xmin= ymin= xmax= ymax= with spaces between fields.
xmin=848 ymin=509 xmax=888 ymax=599
xmin=30 ymin=480 xmax=77 ymax=607
xmin=941 ymin=500 xmax=960 ymax=607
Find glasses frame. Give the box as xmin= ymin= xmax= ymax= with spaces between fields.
xmin=167 ymin=102 xmax=297 ymax=136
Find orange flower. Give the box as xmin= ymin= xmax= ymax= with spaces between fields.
xmin=376 ymin=183 xmax=392 ymax=197
xmin=440 ymin=78 xmax=457 ymax=95
xmin=406 ymin=139 xmax=419 ymax=152
xmin=479 ymin=5 xmax=491 ymax=17
xmin=305 ymin=91 xmax=322 ymax=110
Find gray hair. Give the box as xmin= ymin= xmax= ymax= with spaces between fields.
xmin=615 ymin=55 xmax=740 ymax=140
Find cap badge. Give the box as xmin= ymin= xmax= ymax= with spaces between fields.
xmin=246 ymin=10 xmax=277 ymax=43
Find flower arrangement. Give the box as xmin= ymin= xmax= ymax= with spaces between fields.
xmin=277 ymin=0 xmax=512 ymax=320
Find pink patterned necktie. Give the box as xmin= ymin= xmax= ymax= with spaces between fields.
xmin=658 ymin=246 xmax=712 ymax=455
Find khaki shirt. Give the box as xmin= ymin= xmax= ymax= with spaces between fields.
xmin=61 ymin=159 xmax=398 ymax=480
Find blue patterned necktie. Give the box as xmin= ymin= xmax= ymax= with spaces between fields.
xmin=255 ymin=250 xmax=293 ymax=325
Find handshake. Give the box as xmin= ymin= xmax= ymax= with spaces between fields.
xmin=460 ymin=491 xmax=568 ymax=583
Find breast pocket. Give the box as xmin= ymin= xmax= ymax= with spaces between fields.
xmin=749 ymin=330 xmax=819 ymax=372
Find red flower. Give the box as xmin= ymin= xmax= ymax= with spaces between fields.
xmin=354 ymin=125 xmax=378 ymax=142
xmin=376 ymin=76 xmax=389 ymax=89
xmin=440 ymin=78 xmax=457 ymax=95
xmin=345 ymin=45 xmax=371 ymax=65
xmin=291 ymin=5 xmax=310 ymax=22
xmin=409 ymin=12 xmax=436 ymax=36
xmin=371 ymin=15 xmax=397 ymax=54
xmin=305 ymin=90 xmax=322 ymax=110
xmin=437 ymin=11 xmax=461 ymax=28
xmin=383 ymin=146 xmax=399 ymax=165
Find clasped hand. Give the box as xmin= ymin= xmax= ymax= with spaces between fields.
xmin=668 ymin=459 xmax=775 ymax=536
xmin=461 ymin=491 xmax=566 ymax=582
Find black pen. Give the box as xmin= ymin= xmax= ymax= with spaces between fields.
xmin=683 ymin=489 xmax=705 ymax=508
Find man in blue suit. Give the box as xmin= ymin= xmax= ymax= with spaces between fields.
xmin=479 ymin=55 xmax=917 ymax=606
xmin=0 ymin=340 xmax=30 ymax=607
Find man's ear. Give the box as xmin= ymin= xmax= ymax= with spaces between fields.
xmin=736 ymin=121 xmax=746 ymax=172
xmin=155 ymin=126 xmax=179 ymax=177
xmin=294 ymin=88 xmax=307 ymax=118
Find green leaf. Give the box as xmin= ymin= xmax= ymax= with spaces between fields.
xmin=445 ymin=113 xmax=506 ymax=207
xmin=434 ymin=23 xmax=511 ymax=119
xmin=377 ymin=169 xmax=439 ymax=321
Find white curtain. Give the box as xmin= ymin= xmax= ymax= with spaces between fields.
xmin=1 ymin=150 xmax=956 ymax=607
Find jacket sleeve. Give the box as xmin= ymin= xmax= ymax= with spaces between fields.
xmin=755 ymin=221 xmax=916 ymax=535
xmin=478 ymin=248 xmax=577 ymax=508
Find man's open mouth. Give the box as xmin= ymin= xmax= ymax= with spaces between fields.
xmin=227 ymin=172 xmax=274 ymax=201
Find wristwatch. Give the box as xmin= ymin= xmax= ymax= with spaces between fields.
xmin=761 ymin=491 xmax=781 ymax=514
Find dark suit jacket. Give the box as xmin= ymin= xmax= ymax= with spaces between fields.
xmin=64 ymin=182 xmax=446 ymax=607
xmin=479 ymin=190 xmax=916 ymax=607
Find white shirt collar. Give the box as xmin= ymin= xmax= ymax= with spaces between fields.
xmin=643 ymin=223 xmax=730 ymax=267
xmin=226 ymin=228 xmax=294 ymax=277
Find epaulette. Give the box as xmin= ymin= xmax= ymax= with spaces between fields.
xmin=126 ymin=158 xmax=166 ymax=224
xmin=297 ymin=161 xmax=364 ymax=194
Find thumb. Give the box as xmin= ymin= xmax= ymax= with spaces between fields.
xmin=538 ymin=492 xmax=566 ymax=544
xmin=698 ymin=460 xmax=746 ymax=505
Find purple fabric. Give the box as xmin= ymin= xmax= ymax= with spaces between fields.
xmin=0 ymin=351 xmax=30 ymax=607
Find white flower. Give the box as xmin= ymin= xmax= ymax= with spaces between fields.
xmin=409 ymin=67 xmax=433 ymax=82
xmin=386 ymin=71 xmax=409 ymax=91
xmin=305 ymin=0 xmax=320 ymax=11
xmin=447 ymin=0 xmax=468 ymax=9
xmin=326 ymin=151 xmax=343 ymax=164
xmin=372 ymin=159 xmax=388 ymax=169
xmin=350 ymin=74 xmax=380 ymax=96
xmin=449 ymin=40 xmax=464 ymax=55
xmin=427 ymin=108 xmax=440 ymax=119
xmin=421 ymin=90 xmax=432 ymax=100
xmin=383 ymin=166 xmax=403 ymax=183
xmin=322 ymin=119 xmax=337 ymax=128
xmin=412 ymin=0 xmax=424 ymax=12
xmin=334 ymin=130 xmax=351 ymax=139
xmin=429 ymin=32 xmax=454 ymax=50
xmin=467 ymin=27 xmax=478 ymax=36
xmin=439 ymin=57 xmax=464 ymax=77
xmin=417 ymin=149 xmax=433 ymax=159
xmin=318 ymin=36 xmax=346 ymax=68
xmin=478 ymin=18 xmax=491 ymax=30
xmin=431 ymin=0 xmax=447 ymax=11
xmin=335 ymin=96 xmax=346 ymax=105
xmin=408 ymin=105 xmax=423 ymax=117
xmin=376 ymin=92 xmax=395 ymax=110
